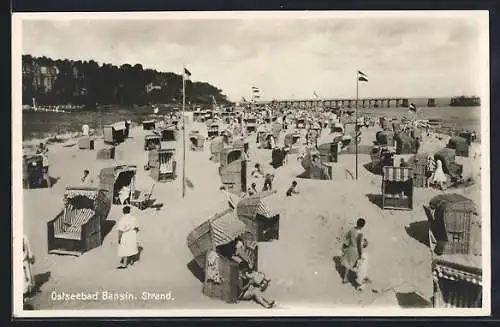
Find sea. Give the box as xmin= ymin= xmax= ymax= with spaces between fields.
xmin=20 ymin=99 xmax=483 ymax=141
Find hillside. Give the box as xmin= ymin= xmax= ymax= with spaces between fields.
xmin=21 ymin=55 xmax=233 ymax=107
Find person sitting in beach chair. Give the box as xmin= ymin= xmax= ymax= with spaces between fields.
xmin=118 ymin=184 xmax=132 ymax=205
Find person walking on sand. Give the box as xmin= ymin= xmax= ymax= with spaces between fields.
xmin=340 ymin=218 xmax=366 ymax=286
xmin=81 ymin=169 xmax=93 ymax=185
xmin=263 ymin=174 xmax=274 ymax=192
xmin=117 ymin=206 xmax=140 ymax=269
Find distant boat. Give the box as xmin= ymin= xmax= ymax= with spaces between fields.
xmin=450 ymin=96 xmax=480 ymax=107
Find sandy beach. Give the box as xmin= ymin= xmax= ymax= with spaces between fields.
xmin=22 ymin=119 xmax=482 ymax=310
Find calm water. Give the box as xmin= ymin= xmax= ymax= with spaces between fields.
xmin=21 ymin=105 xmax=482 ymax=140
xmin=359 ymin=106 xmax=482 ymax=134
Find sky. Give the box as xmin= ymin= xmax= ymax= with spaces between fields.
xmin=19 ymin=13 xmax=486 ymax=102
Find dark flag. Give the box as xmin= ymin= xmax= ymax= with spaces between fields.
xmin=358 ymin=70 xmax=368 ymax=82
xmin=184 ymin=67 xmax=191 ymax=77
xmin=409 ymin=103 xmax=417 ymax=113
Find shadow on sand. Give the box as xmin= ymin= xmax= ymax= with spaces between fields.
xmin=185 ymin=178 xmax=195 ymax=189
xmin=187 ymin=259 xmax=205 ymax=283
xmin=33 ymin=271 xmax=51 ymax=294
xmin=363 ymin=162 xmax=380 ymax=175
xmin=332 ymin=256 xmax=357 ymax=287
xmin=396 ymin=291 xmax=432 ymax=308
xmin=366 ymin=193 xmax=383 ymax=209
xmin=405 ymin=221 xmax=430 ymax=247
xmin=49 ymin=176 xmax=60 ymax=187
xmin=24 ymin=271 xmax=52 ymax=309
xmin=296 ymin=171 xmax=309 ymax=179
xmin=131 ymin=246 xmax=144 ymax=263
xmin=102 ymin=220 xmax=116 ymax=240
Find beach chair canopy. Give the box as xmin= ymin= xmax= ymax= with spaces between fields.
xmin=187 ymin=209 xmax=249 ymax=260
xmin=113 ymin=121 xmax=127 ymax=131
xmin=210 ymin=211 xmax=248 ymax=247
xmin=428 ymin=194 xmax=480 ymax=254
xmin=448 ymin=136 xmax=468 ymax=147
xmin=433 ymin=260 xmax=482 ymax=286
xmin=237 ymin=191 xmax=280 ymax=219
xmin=382 ymin=166 xmax=413 ymax=182
xmin=429 ymin=194 xmax=478 ymax=214
xmin=64 ymin=187 xmax=99 ymax=202
xmin=434 ymin=148 xmax=456 ymax=173
xmin=99 ymin=165 xmax=137 ymax=184
xmin=145 ymin=134 xmax=160 ymax=140
xmin=63 ymin=186 xmax=111 ymax=218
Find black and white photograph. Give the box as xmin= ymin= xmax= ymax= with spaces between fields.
xmin=12 ymin=11 xmax=490 ymax=317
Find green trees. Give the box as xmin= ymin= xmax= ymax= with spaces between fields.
xmin=22 ymin=55 xmax=232 ymax=107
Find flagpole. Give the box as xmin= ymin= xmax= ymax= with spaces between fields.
xmin=355 ymin=71 xmax=359 ymax=180
xmin=182 ymin=67 xmax=186 ymax=198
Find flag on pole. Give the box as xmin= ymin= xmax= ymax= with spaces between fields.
xmin=252 ymin=89 xmax=260 ymax=93
xmin=184 ymin=67 xmax=192 ymax=78
xmin=251 ymin=86 xmax=259 ymax=90
xmin=254 ymin=95 xmax=261 ymax=99
xmin=313 ymin=91 xmax=319 ymax=99
xmin=409 ymin=103 xmax=417 ymax=113
xmin=358 ymin=70 xmax=368 ymax=82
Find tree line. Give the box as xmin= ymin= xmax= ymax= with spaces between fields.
xmin=22 ymin=55 xmax=233 ymax=108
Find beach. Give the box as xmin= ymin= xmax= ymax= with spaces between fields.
xmin=21 ymin=104 xmax=481 ymax=141
xmin=21 ymin=116 xmax=482 ymax=310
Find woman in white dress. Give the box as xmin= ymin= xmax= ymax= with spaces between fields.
xmin=117 ymin=206 xmax=140 ymax=268
xmin=431 ymin=159 xmax=448 ymax=190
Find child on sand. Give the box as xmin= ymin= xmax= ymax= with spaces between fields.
xmin=286 ymin=181 xmax=300 ymax=197
xmin=247 ymin=182 xmax=258 ymax=196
